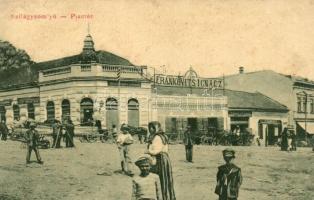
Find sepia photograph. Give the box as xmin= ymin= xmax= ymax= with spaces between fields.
xmin=0 ymin=0 xmax=313 ymax=199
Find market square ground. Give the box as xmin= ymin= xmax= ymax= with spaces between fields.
xmin=0 ymin=140 xmax=313 ymax=200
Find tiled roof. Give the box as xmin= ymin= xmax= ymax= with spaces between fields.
xmin=154 ymin=86 xmax=288 ymax=111
xmin=34 ymin=50 xmax=133 ymax=70
xmin=224 ymin=89 xmax=288 ymax=111
xmin=0 ymin=50 xmax=134 ymax=89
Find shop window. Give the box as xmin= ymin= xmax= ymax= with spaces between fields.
xmin=128 ymin=98 xmax=139 ymax=127
xmin=0 ymin=106 xmax=6 ymax=122
xmin=61 ymin=99 xmax=71 ymax=121
xmin=13 ymin=104 xmax=20 ymax=121
xmin=80 ymin=98 xmax=94 ymax=125
xmin=46 ymin=101 xmax=55 ymax=122
xmin=27 ymin=103 xmax=35 ymax=119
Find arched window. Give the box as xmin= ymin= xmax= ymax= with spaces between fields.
xmin=0 ymin=106 xmax=6 ymax=122
xmin=46 ymin=101 xmax=55 ymax=122
xmin=62 ymin=99 xmax=71 ymax=121
xmin=106 ymin=98 xmax=119 ymax=129
xmin=80 ymin=98 xmax=94 ymax=125
xmin=27 ymin=103 xmax=35 ymax=119
xmin=13 ymin=104 xmax=20 ymax=121
xmin=106 ymin=98 xmax=118 ymax=110
xmin=128 ymin=98 xmax=139 ymax=127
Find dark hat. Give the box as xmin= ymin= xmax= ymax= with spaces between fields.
xmin=223 ymin=148 xmax=235 ymax=158
xmin=135 ymin=155 xmax=152 ymax=167
xmin=148 ymin=121 xmax=161 ymax=134
xmin=120 ymin=123 xmax=129 ymax=131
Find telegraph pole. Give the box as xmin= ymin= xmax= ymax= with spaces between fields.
xmin=117 ymin=66 xmax=121 ymax=128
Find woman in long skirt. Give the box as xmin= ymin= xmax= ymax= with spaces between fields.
xmin=146 ymin=121 xmax=176 ymax=200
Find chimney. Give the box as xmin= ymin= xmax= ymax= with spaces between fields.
xmin=239 ymin=66 xmax=244 ymax=74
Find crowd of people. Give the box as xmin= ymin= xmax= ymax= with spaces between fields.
xmin=3 ymin=118 xmax=314 ymax=200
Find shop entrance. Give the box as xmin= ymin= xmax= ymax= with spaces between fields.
xmin=187 ymin=118 xmax=198 ymax=133
xmin=80 ymin=98 xmax=94 ymax=126
xmin=258 ymin=120 xmax=282 ymax=146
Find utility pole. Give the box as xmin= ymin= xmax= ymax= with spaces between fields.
xmin=117 ymin=66 xmax=121 ymax=128
xmin=305 ymin=92 xmax=308 ymax=142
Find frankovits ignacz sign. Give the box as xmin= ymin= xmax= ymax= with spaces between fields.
xmin=155 ymin=75 xmax=223 ymax=89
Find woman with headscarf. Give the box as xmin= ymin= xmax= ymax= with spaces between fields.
xmin=145 ymin=121 xmax=176 ymax=200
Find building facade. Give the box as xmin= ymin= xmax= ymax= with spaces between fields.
xmin=224 ymin=68 xmax=314 ymax=140
xmin=0 ymin=35 xmax=289 ymax=146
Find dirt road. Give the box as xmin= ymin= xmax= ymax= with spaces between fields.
xmin=0 ymin=140 xmax=313 ymax=200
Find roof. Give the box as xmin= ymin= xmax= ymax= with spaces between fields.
xmin=34 ymin=50 xmax=133 ymax=70
xmin=224 ymin=69 xmax=314 ymax=86
xmin=0 ymin=50 xmax=134 ymax=89
xmin=224 ymin=89 xmax=288 ymax=111
xmin=155 ymin=86 xmax=288 ymax=111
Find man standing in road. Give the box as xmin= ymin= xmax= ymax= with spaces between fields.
xmin=183 ymin=125 xmax=194 ymax=163
xmin=0 ymin=120 xmax=8 ymax=141
xmin=25 ymin=121 xmax=43 ymax=164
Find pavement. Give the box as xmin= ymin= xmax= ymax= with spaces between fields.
xmin=0 ymin=139 xmax=313 ymax=200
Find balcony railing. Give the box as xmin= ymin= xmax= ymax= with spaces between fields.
xmin=102 ymin=64 xmax=143 ymax=74
xmin=42 ymin=67 xmax=71 ymax=77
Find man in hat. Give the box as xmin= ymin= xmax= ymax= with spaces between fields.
xmin=64 ymin=119 xmax=75 ymax=148
xmin=131 ymin=155 xmax=162 ymax=200
xmin=183 ymin=125 xmax=194 ymax=162
xmin=116 ymin=123 xmax=134 ymax=176
xmin=215 ymin=148 xmax=242 ymax=200
xmin=0 ymin=120 xmax=8 ymax=141
xmin=25 ymin=121 xmax=43 ymax=164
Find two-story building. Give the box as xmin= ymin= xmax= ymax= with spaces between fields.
xmin=224 ymin=67 xmax=314 ymax=141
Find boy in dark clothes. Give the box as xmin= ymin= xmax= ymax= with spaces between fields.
xmin=215 ymin=148 xmax=242 ymax=200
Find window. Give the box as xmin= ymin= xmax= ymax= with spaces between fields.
xmin=46 ymin=101 xmax=55 ymax=122
xmin=311 ymin=99 xmax=314 ymax=114
xmin=0 ymin=106 xmax=5 ymax=122
xmin=106 ymin=98 xmax=118 ymax=110
xmin=61 ymin=99 xmax=71 ymax=121
xmin=27 ymin=103 xmax=35 ymax=119
xmin=302 ymin=97 xmax=307 ymax=113
xmin=297 ymin=97 xmax=301 ymax=113
xmin=13 ymin=105 xmax=20 ymax=120
xmin=128 ymin=99 xmax=139 ymax=127
xmin=106 ymin=98 xmax=119 ymax=129
xmin=80 ymin=98 xmax=94 ymax=125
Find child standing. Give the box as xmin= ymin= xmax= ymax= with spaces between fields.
xmin=132 ymin=155 xmax=162 ymax=200
xmin=116 ymin=123 xmax=134 ymax=176
xmin=215 ymin=148 xmax=242 ymax=200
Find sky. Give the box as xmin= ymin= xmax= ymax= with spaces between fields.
xmin=0 ymin=0 xmax=314 ymax=78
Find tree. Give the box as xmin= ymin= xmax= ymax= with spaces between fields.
xmin=0 ymin=40 xmax=37 ymax=88
xmin=0 ymin=40 xmax=34 ymax=70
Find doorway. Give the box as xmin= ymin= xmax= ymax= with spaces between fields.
xmin=187 ymin=118 xmax=198 ymax=133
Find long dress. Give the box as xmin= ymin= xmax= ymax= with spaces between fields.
xmin=148 ymin=133 xmax=176 ymax=200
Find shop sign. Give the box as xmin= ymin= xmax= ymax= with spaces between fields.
xmin=155 ymin=74 xmax=223 ymax=89
xmin=154 ymin=68 xmax=223 ymax=89
xmin=228 ymin=111 xmax=252 ymax=117
xmin=259 ymin=119 xmax=281 ymax=125
xmin=0 ymin=99 xmax=12 ymax=106
xmin=18 ymin=97 xmax=40 ymax=104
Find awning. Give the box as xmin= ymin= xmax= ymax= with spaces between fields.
xmin=297 ymin=122 xmax=314 ymax=134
